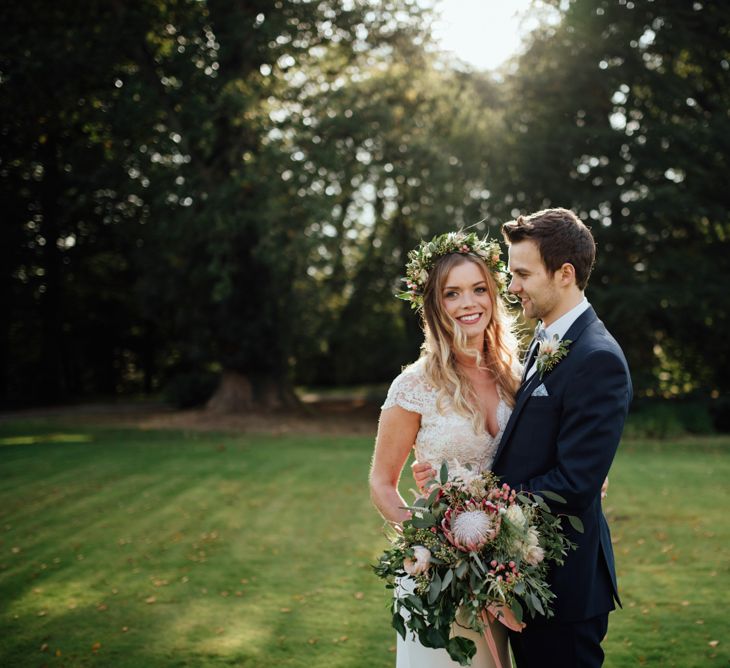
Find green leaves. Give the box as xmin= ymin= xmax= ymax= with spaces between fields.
xmin=439 ymin=461 xmax=449 ymax=485
xmin=428 ymin=571 xmax=442 ymax=604
xmin=509 ymin=597 xmax=524 ymax=624
xmin=539 ymin=490 xmax=567 ymax=504
xmin=446 ymin=635 xmax=478 ymax=666
xmin=392 ymin=612 xmax=406 ymax=640
xmin=567 ymin=515 xmax=585 ymax=533
xmin=440 ymin=568 xmax=453 ymax=591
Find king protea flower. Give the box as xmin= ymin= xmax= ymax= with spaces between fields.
xmin=442 ymin=500 xmax=500 ymax=552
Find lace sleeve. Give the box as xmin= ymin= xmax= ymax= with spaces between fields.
xmin=381 ymin=363 xmax=431 ymax=414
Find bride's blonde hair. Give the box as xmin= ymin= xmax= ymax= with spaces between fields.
xmin=420 ymin=253 xmax=521 ymax=432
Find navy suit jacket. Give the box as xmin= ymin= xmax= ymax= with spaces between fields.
xmin=492 ymin=306 xmax=632 ymax=623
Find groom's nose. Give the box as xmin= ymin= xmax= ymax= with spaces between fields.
xmin=508 ymin=276 xmax=520 ymax=293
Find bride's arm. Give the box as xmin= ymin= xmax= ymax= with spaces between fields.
xmin=369 ymin=405 xmax=421 ymax=525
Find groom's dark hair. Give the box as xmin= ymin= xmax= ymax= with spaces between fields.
xmin=501 ymin=207 xmax=596 ymax=290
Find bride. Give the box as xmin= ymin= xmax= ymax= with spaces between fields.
xmin=369 ymin=231 xmax=522 ymax=668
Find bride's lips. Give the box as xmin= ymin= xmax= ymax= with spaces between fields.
xmin=457 ymin=312 xmax=482 ymax=324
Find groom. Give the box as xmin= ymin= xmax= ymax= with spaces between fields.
xmin=414 ymin=208 xmax=632 ymax=667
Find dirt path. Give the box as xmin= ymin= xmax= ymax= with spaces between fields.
xmin=0 ymin=399 xmax=380 ymax=437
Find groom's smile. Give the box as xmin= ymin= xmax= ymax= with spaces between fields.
xmin=507 ymin=239 xmax=564 ymax=326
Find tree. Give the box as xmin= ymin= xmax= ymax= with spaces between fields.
xmin=491 ymin=0 xmax=730 ymax=396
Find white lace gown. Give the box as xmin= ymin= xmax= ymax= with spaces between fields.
xmin=382 ymin=358 xmax=513 ymax=668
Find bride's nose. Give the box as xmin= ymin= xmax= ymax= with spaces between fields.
xmin=459 ymin=292 xmax=476 ymax=309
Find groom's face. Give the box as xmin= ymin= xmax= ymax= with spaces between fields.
xmin=507 ymin=240 xmax=561 ymax=324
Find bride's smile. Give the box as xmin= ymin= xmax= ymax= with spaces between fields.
xmin=441 ymin=261 xmax=494 ymax=345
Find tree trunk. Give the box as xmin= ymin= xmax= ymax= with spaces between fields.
xmin=205 ymin=369 xmax=301 ymax=413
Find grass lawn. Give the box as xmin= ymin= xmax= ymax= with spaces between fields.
xmin=0 ymin=420 xmax=727 ymax=667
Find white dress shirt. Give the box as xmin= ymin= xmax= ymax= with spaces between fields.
xmin=525 ymin=296 xmax=591 ymax=380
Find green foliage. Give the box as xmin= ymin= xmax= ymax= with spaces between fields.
xmin=490 ymin=0 xmax=730 ymax=397
xmin=624 ymin=399 xmax=716 ymax=439
xmin=373 ymin=464 xmax=577 ymax=664
xmin=162 ymin=369 xmax=219 ymax=409
xmin=2 ymin=0 xmax=727 ymax=403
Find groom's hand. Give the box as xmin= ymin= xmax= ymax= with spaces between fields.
xmin=601 ymin=476 xmax=609 ymax=499
xmin=411 ymin=460 xmax=436 ymax=494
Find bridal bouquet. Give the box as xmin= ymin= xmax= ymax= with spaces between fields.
xmin=373 ymin=462 xmax=581 ymax=666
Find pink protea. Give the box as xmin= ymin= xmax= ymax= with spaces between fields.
xmin=441 ymin=499 xmax=501 ymax=552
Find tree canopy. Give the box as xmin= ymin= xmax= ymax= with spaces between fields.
xmin=2 ymin=0 xmax=728 ymax=410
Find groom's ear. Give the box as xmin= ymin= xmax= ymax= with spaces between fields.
xmin=557 ymin=262 xmax=576 ymax=287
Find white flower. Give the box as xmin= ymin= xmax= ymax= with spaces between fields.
xmin=403 ymin=545 xmax=431 ymax=575
xmin=522 ymin=527 xmax=545 ymax=565
xmin=504 ymin=504 xmax=527 ymax=529
xmin=418 ymin=269 xmax=429 ymax=283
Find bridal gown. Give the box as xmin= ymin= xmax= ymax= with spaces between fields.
xmin=382 ymin=358 xmax=513 ymax=668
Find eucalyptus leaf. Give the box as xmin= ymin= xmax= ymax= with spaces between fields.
xmin=472 ymin=553 xmax=486 ymax=575
xmin=533 ymin=494 xmax=550 ymax=511
xmin=510 ymin=598 xmax=524 ymax=623
xmin=530 ymin=593 xmax=545 ymax=616
xmin=439 ymin=461 xmax=449 ymax=485
xmin=426 ymin=486 xmax=441 ymax=506
xmin=567 ymin=514 xmax=585 ymax=533
xmin=428 ymin=572 xmax=442 ymax=604
xmin=407 ymin=594 xmax=424 ymax=612
xmin=425 ymin=626 xmax=447 ymax=649
xmin=392 ymin=612 xmax=406 ymax=639
xmin=446 ymin=636 xmax=477 ymax=666
xmin=539 ymin=490 xmax=567 ymax=504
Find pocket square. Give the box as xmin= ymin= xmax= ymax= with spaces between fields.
xmin=531 ymin=383 xmax=549 ymax=397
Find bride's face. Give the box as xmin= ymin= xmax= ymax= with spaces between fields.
xmin=441 ymin=260 xmax=493 ymax=344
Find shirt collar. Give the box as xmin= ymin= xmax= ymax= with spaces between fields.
xmin=542 ymin=296 xmax=590 ymax=341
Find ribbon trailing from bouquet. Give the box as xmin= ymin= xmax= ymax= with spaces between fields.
xmin=480 ymin=605 xmax=526 ymax=668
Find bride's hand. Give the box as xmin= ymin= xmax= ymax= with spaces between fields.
xmin=411 ymin=460 xmax=436 ymax=494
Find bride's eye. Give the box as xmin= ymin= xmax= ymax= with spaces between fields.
xmin=444 ymin=290 xmax=458 ymax=299
xmin=475 ymin=287 xmax=487 ymax=294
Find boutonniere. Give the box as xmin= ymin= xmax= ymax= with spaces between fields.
xmin=535 ymin=334 xmax=571 ymax=379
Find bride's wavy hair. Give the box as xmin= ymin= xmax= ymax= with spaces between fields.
xmin=420 ymin=253 xmax=521 ymax=431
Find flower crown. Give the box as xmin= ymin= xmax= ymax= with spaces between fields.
xmin=396 ymin=230 xmax=509 ymax=309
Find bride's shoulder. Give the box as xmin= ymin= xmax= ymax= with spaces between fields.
xmin=381 ymin=357 xmax=433 ymax=413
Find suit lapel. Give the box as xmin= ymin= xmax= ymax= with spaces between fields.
xmin=492 ymin=306 xmax=599 ymax=469
xmin=493 ymin=372 xmax=542 ymax=465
